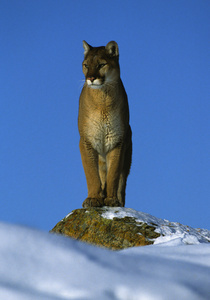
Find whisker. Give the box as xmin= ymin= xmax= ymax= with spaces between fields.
xmin=79 ymin=79 xmax=85 ymax=89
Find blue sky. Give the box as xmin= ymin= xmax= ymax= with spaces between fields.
xmin=0 ymin=0 xmax=209 ymax=231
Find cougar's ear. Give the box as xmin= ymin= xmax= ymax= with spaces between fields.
xmin=83 ymin=40 xmax=92 ymax=56
xmin=105 ymin=41 xmax=119 ymax=57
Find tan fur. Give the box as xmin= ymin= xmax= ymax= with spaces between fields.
xmin=78 ymin=41 xmax=132 ymax=208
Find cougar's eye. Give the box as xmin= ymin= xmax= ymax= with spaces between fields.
xmin=98 ymin=63 xmax=107 ymax=69
xmin=83 ymin=64 xmax=89 ymax=69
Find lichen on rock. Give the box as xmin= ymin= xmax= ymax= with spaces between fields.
xmin=50 ymin=207 xmax=160 ymax=250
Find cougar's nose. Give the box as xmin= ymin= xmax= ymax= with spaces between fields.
xmin=87 ymin=76 xmax=95 ymax=82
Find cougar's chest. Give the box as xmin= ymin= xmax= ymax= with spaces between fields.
xmin=87 ymin=109 xmax=123 ymax=154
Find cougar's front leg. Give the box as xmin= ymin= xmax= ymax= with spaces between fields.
xmin=104 ymin=145 xmax=124 ymax=207
xmin=79 ymin=139 xmax=104 ymax=208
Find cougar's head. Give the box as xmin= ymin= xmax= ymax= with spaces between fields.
xmin=82 ymin=41 xmax=120 ymax=89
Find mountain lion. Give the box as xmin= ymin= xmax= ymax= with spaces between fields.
xmin=78 ymin=40 xmax=132 ymax=208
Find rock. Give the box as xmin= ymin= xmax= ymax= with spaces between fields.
xmin=50 ymin=207 xmax=160 ymax=250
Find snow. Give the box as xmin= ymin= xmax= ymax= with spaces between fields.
xmin=0 ymin=210 xmax=210 ymax=300
xmin=102 ymin=207 xmax=210 ymax=245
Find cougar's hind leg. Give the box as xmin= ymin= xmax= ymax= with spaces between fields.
xmin=117 ymin=128 xmax=132 ymax=207
xmin=99 ymin=155 xmax=107 ymax=198
xmin=117 ymin=173 xmax=126 ymax=207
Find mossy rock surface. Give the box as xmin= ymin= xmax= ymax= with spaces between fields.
xmin=50 ymin=207 xmax=160 ymax=250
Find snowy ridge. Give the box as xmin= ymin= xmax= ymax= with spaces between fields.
xmin=102 ymin=207 xmax=210 ymax=245
xmin=0 ymin=210 xmax=210 ymax=300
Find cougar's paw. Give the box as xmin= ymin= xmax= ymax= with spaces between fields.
xmin=104 ymin=197 xmax=123 ymax=207
xmin=82 ymin=197 xmax=104 ymax=208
